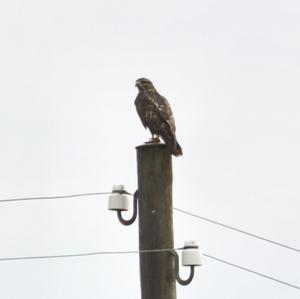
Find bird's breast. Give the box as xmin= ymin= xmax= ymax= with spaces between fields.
xmin=136 ymin=94 xmax=161 ymax=130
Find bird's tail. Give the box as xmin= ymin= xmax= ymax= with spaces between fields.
xmin=173 ymin=140 xmax=183 ymax=157
xmin=161 ymin=130 xmax=183 ymax=157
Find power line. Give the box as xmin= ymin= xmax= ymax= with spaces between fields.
xmin=0 ymin=248 xmax=181 ymax=261
xmin=203 ymin=253 xmax=300 ymax=291
xmin=1 ymin=192 xmax=299 ymax=254
xmin=173 ymin=207 xmax=300 ymax=253
xmin=0 ymin=248 xmax=298 ymax=291
xmin=0 ymin=192 xmax=112 ymax=203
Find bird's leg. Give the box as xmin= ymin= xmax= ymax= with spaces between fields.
xmin=150 ymin=134 xmax=161 ymax=143
xmin=146 ymin=134 xmax=161 ymax=144
xmin=152 ymin=134 xmax=160 ymax=143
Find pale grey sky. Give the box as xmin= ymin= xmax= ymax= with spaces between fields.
xmin=0 ymin=0 xmax=299 ymax=298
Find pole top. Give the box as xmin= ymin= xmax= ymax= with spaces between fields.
xmin=136 ymin=143 xmax=168 ymax=151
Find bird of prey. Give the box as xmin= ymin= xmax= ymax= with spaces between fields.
xmin=135 ymin=78 xmax=182 ymax=156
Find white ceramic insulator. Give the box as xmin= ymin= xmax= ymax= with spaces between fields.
xmin=112 ymin=185 xmax=126 ymax=193
xmin=182 ymin=240 xmax=202 ymax=267
xmin=108 ymin=193 xmax=129 ymax=211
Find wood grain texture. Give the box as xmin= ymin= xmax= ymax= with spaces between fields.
xmin=136 ymin=143 xmax=176 ymax=299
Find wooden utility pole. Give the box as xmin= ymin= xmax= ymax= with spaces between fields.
xmin=136 ymin=143 xmax=176 ymax=299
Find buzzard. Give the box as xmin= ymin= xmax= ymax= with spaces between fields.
xmin=135 ymin=78 xmax=182 ymax=156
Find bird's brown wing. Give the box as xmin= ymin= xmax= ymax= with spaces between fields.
xmin=155 ymin=94 xmax=176 ymax=136
xmin=135 ymin=91 xmax=176 ymax=136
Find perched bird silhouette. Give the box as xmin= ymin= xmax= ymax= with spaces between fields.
xmin=135 ymin=78 xmax=182 ymax=156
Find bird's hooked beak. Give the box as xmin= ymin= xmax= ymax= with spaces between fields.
xmin=135 ymin=80 xmax=141 ymax=87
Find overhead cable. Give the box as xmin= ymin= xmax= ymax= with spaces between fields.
xmin=1 ymin=192 xmax=298 ymax=253
xmin=0 ymin=248 xmax=181 ymax=261
xmin=203 ymin=253 xmax=300 ymax=291
xmin=0 ymin=192 xmax=112 ymax=203
xmin=0 ymin=248 xmax=298 ymax=291
xmin=174 ymin=207 xmax=300 ymax=253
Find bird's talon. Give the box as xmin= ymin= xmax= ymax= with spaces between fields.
xmin=146 ymin=137 xmax=161 ymax=144
xmin=152 ymin=137 xmax=161 ymax=143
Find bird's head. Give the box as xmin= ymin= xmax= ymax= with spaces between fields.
xmin=135 ymin=78 xmax=155 ymax=92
